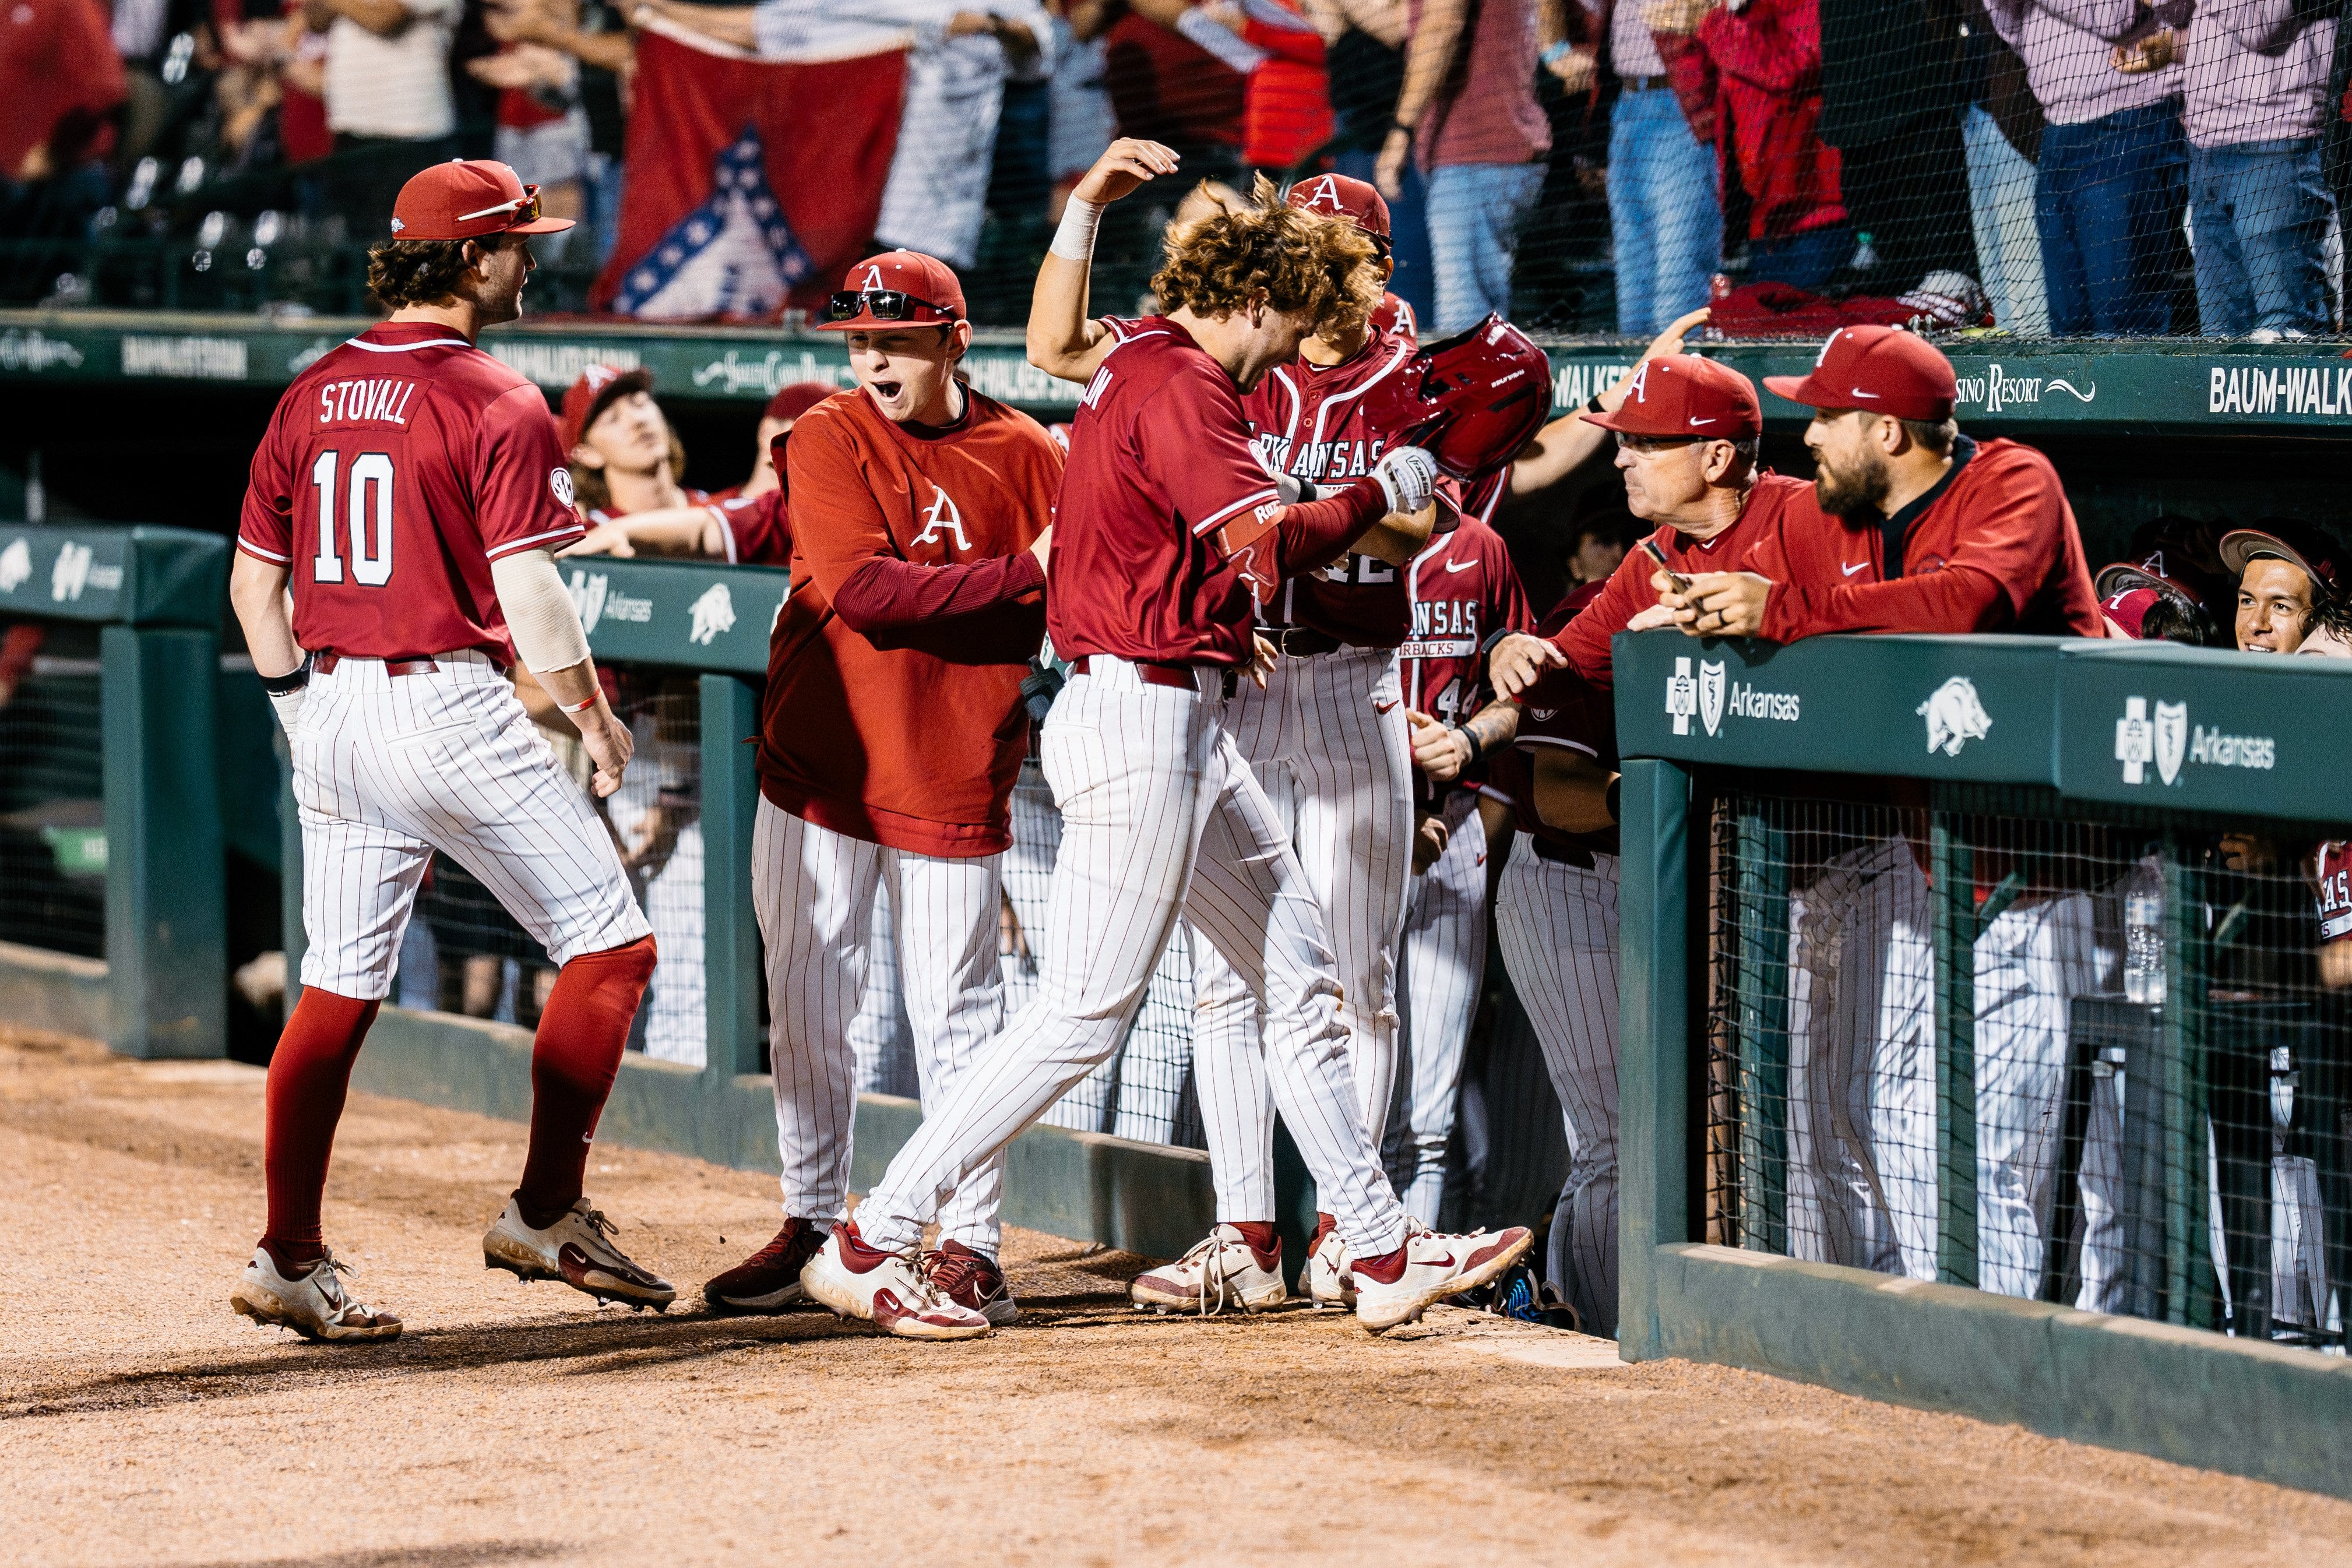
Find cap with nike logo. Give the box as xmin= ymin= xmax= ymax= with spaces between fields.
xmin=1765 ymin=325 xmax=1957 ymax=421
xmin=1582 ymin=354 xmax=1761 ymax=439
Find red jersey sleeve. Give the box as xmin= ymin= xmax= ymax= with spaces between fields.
xmin=1133 ymin=362 xmax=1284 ymax=541
xmin=713 ymin=490 xmax=793 ymax=565
xmin=476 ymin=384 xmax=586 ymax=559
xmin=1517 ymin=667 xmax=1617 ymax=763
xmin=237 ymin=408 xmax=297 ymax=566
xmin=1548 ymin=540 xmax=1661 ymax=688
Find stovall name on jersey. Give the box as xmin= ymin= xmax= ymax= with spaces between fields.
xmin=1258 ymin=434 xmax=1388 ymax=481
xmin=318 ymin=378 xmax=420 ymax=427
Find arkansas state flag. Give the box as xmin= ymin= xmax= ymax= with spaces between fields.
xmin=592 ymin=20 xmax=907 ymax=320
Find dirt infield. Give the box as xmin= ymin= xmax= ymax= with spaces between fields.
xmin=6 ymin=1029 xmax=2352 ymax=1567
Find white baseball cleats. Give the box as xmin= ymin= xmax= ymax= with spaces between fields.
xmin=483 ymin=1195 xmax=677 ymax=1310
xmin=230 ymin=1246 xmax=403 ymax=1343
xmin=800 ymin=1221 xmax=994 ymax=1340
xmin=1300 ymin=1213 xmax=1356 ymax=1309
xmin=1130 ymin=1224 xmax=1289 ymax=1315
xmin=1350 ymin=1222 xmax=1534 ymax=1333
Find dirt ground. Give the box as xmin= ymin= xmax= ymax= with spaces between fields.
xmin=5 ymin=1029 xmax=2351 ymax=1568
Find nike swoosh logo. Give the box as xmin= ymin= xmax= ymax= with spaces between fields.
xmin=1689 ymin=416 xmax=1714 ymax=426
xmin=1374 ymin=699 xmax=1399 ymax=713
xmin=1851 ymin=388 xmax=1881 ymax=399
xmin=1475 ymin=853 xmax=1487 ymax=866
xmin=1842 ymin=562 xmax=1867 ymax=576
xmin=1443 ymin=559 xmax=1476 ymax=573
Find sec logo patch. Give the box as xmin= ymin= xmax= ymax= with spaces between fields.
xmin=550 ymin=467 xmax=576 ymax=508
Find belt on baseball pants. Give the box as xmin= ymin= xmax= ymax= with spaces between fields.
xmin=1068 ymin=656 xmax=1237 ymax=699
xmin=314 ymin=652 xmax=439 ymax=678
xmin=1531 ymin=837 xmax=1599 ymax=869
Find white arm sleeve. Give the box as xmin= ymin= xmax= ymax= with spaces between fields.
xmin=490 ymin=547 xmax=594 ymax=674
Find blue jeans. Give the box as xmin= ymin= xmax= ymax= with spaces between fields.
xmin=1336 ymin=147 xmax=1435 ymax=330
xmin=1425 ymin=161 xmax=1545 ymax=334
xmin=2189 ymin=137 xmax=2332 ymax=337
xmin=1748 ymin=225 xmax=1851 ymax=293
xmin=1607 ymin=84 xmax=1721 ymax=336
xmin=2036 ymin=101 xmax=2185 ymax=336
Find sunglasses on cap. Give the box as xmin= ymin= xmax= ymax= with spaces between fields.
xmin=828 ymin=289 xmax=959 ymax=325
xmin=456 ymin=184 xmax=545 ymax=227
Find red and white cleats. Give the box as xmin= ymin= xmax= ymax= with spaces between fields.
xmin=483 ymin=1195 xmax=677 ymax=1310
xmin=1351 ymin=1222 xmax=1534 ymax=1333
xmin=230 ymin=1246 xmax=402 ymax=1343
xmin=928 ymin=1239 xmax=1020 ymax=1326
xmin=800 ymin=1221 xmax=994 ymax=1341
xmin=1301 ymin=1212 xmax=1354 ymax=1309
xmin=702 ymin=1217 xmax=828 ymax=1314
xmin=1130 ymin=1224 xmax=1288 ymax=1316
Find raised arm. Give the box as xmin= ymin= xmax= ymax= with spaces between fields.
xmin=1376 ymin=0 xmax=1469 ymax=197
xmin=1512 ymin=308 xmax=1712 ymax=496
xmin=1029 ymin=139 xmax=1183 ymax=382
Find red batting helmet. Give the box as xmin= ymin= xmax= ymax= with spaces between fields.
xmin=1363 ymin=314 xmax=1552 ymax=481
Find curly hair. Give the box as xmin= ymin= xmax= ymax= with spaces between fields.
xmin=1150 ymin=175 xmax=1382 ymax=336
xmin=366 ymin=234 xmax=517 ymax=309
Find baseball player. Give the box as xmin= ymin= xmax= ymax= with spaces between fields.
xmin=1388 ymin=499 xmax=1533 ymax=1225
xmin=1024 ymin=154 xmax=1441 ymax=1309
xmin=700 ymin=252 xmax=1062 ymax=1329
xmin=226 ymin=161 xmax=668 ymax=1342
xmin=798 ymin=173 xmax=1530 ymax=1340
xmin=1647 ymin=331 xmax=2108 ymax=1294
xmin=561 ymin=377 xmax=815 ymax=565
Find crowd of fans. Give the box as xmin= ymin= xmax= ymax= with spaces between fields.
xmin=8 ymin=0 xmax=2352 ymax=333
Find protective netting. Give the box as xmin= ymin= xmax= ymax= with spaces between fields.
xmin=1706 ymin=781 xmax=2351 ymax=1346
xmin=0 ymin=646 xmax=106 ymax=960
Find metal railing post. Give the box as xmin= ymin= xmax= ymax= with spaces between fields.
xmin=2160 ymin=829 xmax=2215 ymax=1328
xmin=100 ymin=623 xmax=226 ymax=1058
xmin=1732 ymin=802 xmax=1790 ymax=1253
xmin=1931 ymin=815 xmax=1980 ymax=1289
xmin=1619 ymin=757 xmax=1692 ymax=1361
xmin=699 ymin=672 xmax=765 ymax=1079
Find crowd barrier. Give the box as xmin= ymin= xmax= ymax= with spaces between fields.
xmin=1614 ymin=628 xmax=2352 ymax=1497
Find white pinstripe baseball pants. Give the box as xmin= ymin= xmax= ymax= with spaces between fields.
xmin=1190 ymin=646 xmax=1413 ymax=1222
xmin=752 ymin=799 xmax=1007 ymax=1254
xmin=289 ymin=649 xmax=650 ymax=999
xmin=1494 ymin=845 xmax=1621 ymax=1337
xmin=1389 ymin=790 xmax=1491 ymax=1225
xmin=854 ymin=655 xmax=1411 ymax=1259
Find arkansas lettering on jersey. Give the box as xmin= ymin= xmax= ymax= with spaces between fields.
xmin=1241 ymin=315 xmax=1422 ymax=646
xmin=1050 ymin=316 xmax=1286 ymax=668
xmin=1401 ymin=514 xmax=1533 ymax=722
xmin=759 ymin=386 xmax=1061 ymax=858
xmin=2316 ymin=841 xmax=2352 ymax=943
xmin=239 ymin=322 xmax=583 ymax=664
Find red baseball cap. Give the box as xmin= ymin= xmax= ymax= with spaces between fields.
xmin=761 ymin=382 xmax=835 ymax=425
xmin=2220 ymin=524 xmax=2345 ymax=600
xmin=2101 ymin=587 xmax=2162 ymax=639
xmin=1765 ymin=325 xmax=1957 ymax=421
xmin=1286 ymin=172 xmax=1392 ymax=249
xmin=2094 ymin=554 xmax=2209 ymax=615
xmin=1584 ymin=355 xmax=1761 ymax=439
xmin=820 ymin=251 xmax=967 ymax=330
xmin=559 ymin=364 xmax=654 ymax=453
xmin=389 ymin=159 xmax=574 ymax=241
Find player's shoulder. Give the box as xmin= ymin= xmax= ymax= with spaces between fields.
xmin=1961 ymin=436 xmax=2059 ymax=486
xmin=962 ymin=387 xmax=1061 ymax=454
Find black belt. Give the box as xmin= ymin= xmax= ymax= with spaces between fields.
xmin=1622 ymin=74 xmax=1672 ymax=92
xmin=1068 ymin=656 xmax=1237 ymax=699
xmin=1532 ymin=838 xmax=1599 ymax=869
xmin=315 ymin=653 xmax=439 ymax=677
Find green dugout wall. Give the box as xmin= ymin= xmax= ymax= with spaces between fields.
xmin=1613 ymin=629 xmax=2352 ymax=1500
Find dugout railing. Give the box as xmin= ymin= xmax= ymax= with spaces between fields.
xmin=1615 ymin=628 xmax=2352 ymax=1499
xmin=0 ymin=520 xmax=242 ymax=1058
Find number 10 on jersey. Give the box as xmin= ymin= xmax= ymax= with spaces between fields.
xmin=311 ymin=450 xmax=395 ymax=585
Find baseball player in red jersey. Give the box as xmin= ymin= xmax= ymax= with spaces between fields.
xmin=1388 ymin=503 xmax=1532 ymax=1225
xmin=700 ymin=252 xmax=1062 ymax=1332
xmin=561 ymin=375 xmax=815 ymax=565
xmin=226 ymin=161 xmax=670 ymax=1341
xmin=800 ymin=177 xmax=1531 ymax=1339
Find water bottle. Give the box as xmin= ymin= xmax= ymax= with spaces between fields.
xmin=2124 ymin=854 xmax=2166 ymax=1006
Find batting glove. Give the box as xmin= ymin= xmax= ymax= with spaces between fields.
xmin=1371 ymin=445 xmax=1438 ymax=517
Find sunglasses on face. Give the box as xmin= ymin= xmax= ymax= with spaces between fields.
xmin=828 ymin=289 xmax=957 ymax=325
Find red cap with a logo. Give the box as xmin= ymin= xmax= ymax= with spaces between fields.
xmin=821 ymin=251 xmax=967 ymax=330
xmin=762 ymin=382 xmax=835 ymax=425
xmin=1286 ymin=172 xmax=1392 ymax=249
xmin=390 ymin=159 xmax=575 ymax=241
xmin=559 ymin=364 xmax=654 ymax=453
xmin=1765 ymin=325 xmax=1957 ymax=421
xmin=1583 ymin=355 xmax=1762 ymax=439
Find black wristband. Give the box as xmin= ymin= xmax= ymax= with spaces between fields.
xmin=1604 ymin=774 xmax=1621 ymax=825
xmin=1586 ymin=395 xmax=1607 ymax=414
xmin=260 ymin=656 xmax=312 ymax=696
xmin=1390 ymin=119 xmax=1416 ymax=142
xmin=1295 ymin=477 xmax=1320 ymax=505
xmin=1453 ymin=722 xmax=1486 ymax=766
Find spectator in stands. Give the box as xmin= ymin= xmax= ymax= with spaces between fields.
xmin=467 ymin=9 xmax=592 ymax=261
xmin=1045 ymin=0 xmax=1117 ymax=218
xmin=1960 ymin=9 xmax=2046 ymax=333
xmin=307 ymin=0 xmax=462 ymax=225
xmin=0 ymin=0 xmax=127 ymax=244
xmin=1572 ymin=0 xmax=1720 ymax=333
xmin=1693 ymin=0 xmax=1848 ymax=293
xmin=1376 ymin=0 xmax=1562 ymax=333
xmin=484 ymin=0 xmax=632 ymax=267
xmin=2173 ymin=1 xmax=2335 ymax=339
xmin=1983 ymin=0 xmax=2183 ymax=334
xmin=1170 ymin=0 xmax=1333 ymax=180
xmin=1816 ymin=0 xmax=1981 ymax=299
xmin=647 ymin=0 xmax=1056 ymax=271
xmin=2224 ymin=522 xmax=2343 ymax=656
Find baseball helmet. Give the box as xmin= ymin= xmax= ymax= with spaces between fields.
xmin=1363 ymin=313 xmax=1552 ymax=481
